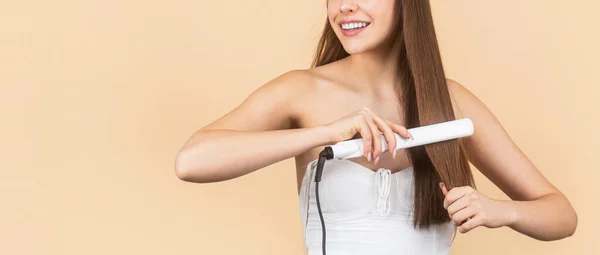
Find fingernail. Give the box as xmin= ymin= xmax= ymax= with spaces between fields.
xmin=439 ymin=182 xmax=444 ymax=189
xmin=368 ymin=152 xmax=372 ymax=162
xmin=374 ymin=156 xmax=380 ymax=165
xmin=392 ymin=150 xmax=397 ymax=159
xmin=409 ymin=132 xmax=414 ymax=140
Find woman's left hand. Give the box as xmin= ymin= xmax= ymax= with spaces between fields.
xmin=440 ymin=183 xmax=515 ymax=234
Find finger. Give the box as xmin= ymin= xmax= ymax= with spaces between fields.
xmin=443 ymin=186 xmax=473 ymax=209
xmin=458 ymin=214 xmax=485 ymax=234
xmin=446 ymin=194 xmax=471 ymax=216
xmin=361 ymin=109 xmax=382 ymax=161
xmin=439 ymin=182 xmax=449 ymax=196
xmin=370 ymin=115 xmax=397 ymax=159
xmin=386 ymin=120 xmax=412 ymax=139
xmin=451 ymin=207 xmax=476 ymax=226
xmin=356 ymin=114 xmax=373 ymax=160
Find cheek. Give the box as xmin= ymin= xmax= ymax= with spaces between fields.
xmin=369 ymin=1 xmax=395 ymax=24
xmin=327 ymin=12 xmax=336 ymax=27
xmin=326 ymin=14 xmax=336 ymax=30
xmin=326 ymin=1 xmax=339 ymax=21
xmin=369 ymin=8 xmax=396 ymax=39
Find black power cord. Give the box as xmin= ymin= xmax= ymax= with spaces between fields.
xmin=314 ymin=146 xmax=334 ymax=255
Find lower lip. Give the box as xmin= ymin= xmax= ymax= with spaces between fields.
xmin=341 ymin=25 xmax=369 ymax=37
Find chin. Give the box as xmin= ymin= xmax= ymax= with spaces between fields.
xmin=342 ymin=42 xmax=374 ymax=55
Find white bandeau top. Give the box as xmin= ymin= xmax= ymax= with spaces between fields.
xmin=298 ymin=158 xmax=456 ymax=255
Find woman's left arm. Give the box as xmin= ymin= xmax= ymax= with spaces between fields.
xmin=442 ymin=79 xmax=577 ymax=241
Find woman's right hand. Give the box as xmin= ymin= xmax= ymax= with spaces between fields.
xmin=323 ymin=106 xmax=413 ymax=165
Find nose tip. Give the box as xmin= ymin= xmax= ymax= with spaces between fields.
xmin=340 ymin=2 xmax=358 ymax=14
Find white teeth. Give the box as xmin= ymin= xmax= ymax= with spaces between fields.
xmin=342 ymin=22 xmax=368 ymax=30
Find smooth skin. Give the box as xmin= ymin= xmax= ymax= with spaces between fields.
xmin=175 ymin=0 xmax=577 ymax=242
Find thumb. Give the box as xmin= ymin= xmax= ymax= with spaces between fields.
xmin=439 ymin=182 xmax=449 ymax=196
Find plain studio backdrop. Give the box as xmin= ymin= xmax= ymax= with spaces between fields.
xmin=1 ymin=0 xmax=598 ymax=254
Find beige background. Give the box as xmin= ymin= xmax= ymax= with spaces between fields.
xmin=1 ymin=0 xmax=598 ymax=254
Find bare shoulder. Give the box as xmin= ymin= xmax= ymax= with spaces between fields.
xmin=200 ymin=69 xmax=323 ymax=132
xmin=259 ymin=69 xmax=316 ymax=96
xmin=269 ymin=68 xmax=334 ymax=106
xmin=257 ymin=61 xmax=366 ymax=130
xmin=266 ymin=68 xmax=335 ymax=96
xmin=446 ymin=78 xmax=502 ymax=124
xmin=249 ymin=68 xmax=338 ymax=129
xmin=446 ymin=78 xmax=476 ymax=120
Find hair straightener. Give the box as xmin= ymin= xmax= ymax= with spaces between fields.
xmin=313 ymin=118 xmax=475 ymax=255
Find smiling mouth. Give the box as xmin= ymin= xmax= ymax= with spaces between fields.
xmin=340 ymin=22 xmax=371 ymax=31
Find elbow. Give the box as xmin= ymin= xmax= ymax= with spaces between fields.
xmin=548 ymin=212 xmax=578 ymax=241
xmin=174 ymin=151 xmax=209 ymax=183
xmin=542 ymin=202 xmax=578 ymax=241
xmin=561 ymin=198 xmax=578 ymax=239
xmin=174 ymin=163 xmax=194 ymax=182
xmin=174 ymin=147 xmax=236 ymax=183
xmin=174 ymin=154 xmax=193 ymax=182
xmin=565 ymin=209 xmax=578 ymax=238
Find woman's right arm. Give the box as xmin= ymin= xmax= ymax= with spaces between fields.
xmin=174 ymin=70 xmax=330 ymax=183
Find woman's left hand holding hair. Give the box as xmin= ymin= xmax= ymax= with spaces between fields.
xmin=440 ymin=183 xmax=516 ymax=234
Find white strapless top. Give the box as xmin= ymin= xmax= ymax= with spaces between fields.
xmin=298 ymin=158 xmax=456 ymax=255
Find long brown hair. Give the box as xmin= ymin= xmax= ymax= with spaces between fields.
xmin=312 ymin=0 xmax=475 ymax=228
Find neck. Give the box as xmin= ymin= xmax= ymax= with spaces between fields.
xmin=345 ymin=45 xmax=400 ymax=93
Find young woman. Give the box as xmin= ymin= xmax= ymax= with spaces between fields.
xmin=174 ymin=0 xmax=577 ymax=254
